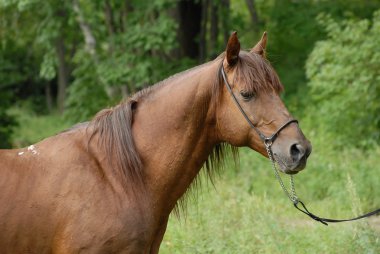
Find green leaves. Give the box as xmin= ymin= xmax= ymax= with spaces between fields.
xmin=306 ymin=10 xmax=380 ymax=148
xmin=39 ymin=50 xmax=56 ymax=80
xmin=63 ymin=0 xmax=190 ymax=122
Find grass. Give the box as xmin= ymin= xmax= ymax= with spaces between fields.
xmin=160 ymin=145 xmax=380 ymax=254
xmin=8 ymin=107 xmax=380 ymax=253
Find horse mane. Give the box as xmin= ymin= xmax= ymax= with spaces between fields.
xmin=90 ymin=100 xmax=143 ymax=190
xmin=88 ymin=50 xmax=283 ymax=196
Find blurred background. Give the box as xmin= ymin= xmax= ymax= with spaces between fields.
xmin=1 ymin=0 xmax=380 ymax=253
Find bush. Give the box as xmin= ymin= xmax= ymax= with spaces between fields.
xmin=9 ymin=106 xmax=71 ymax=147
xmin=305 ymin=10 xmax=380 ymax=148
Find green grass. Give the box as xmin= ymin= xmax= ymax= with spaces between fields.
xmin=161 ymin=146 xmax=380 ymax=253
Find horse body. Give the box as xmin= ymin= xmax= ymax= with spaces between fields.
xmin=0 ymin=32 xmax=311 ymax=253
xmin=0 ymin=61 xmax=219 ymax=254
xmin=0 ymin=131 xmax=149 ymax=253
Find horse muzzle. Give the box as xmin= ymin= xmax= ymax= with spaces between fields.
xmin=273 ymin=141 xmax=312 ymax=174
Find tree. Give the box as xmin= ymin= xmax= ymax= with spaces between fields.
xmin=0 ymin=0 xmax=76 ymax=114
xmin=64 ymin=0 xmax=183 ymax=122
xmin=177 ymin=0 xmax=202 ymax=60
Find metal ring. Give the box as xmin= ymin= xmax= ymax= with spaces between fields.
xmin=264 ymin=139 xmax=272 ymax=147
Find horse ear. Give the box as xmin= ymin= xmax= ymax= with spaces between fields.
xmin=251 ymin=31 xmax=267 ymax=57
xmin=226 ymin=31 xmax=240 ymax=66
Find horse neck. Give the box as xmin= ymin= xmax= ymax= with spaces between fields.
xmin=133 ymin=61 xmax=220 ymax=212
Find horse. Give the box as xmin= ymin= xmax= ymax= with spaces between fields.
xmin=0 ymin=32 xmax=311 ymax=253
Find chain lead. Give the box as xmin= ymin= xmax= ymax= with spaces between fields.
xmin=221 ymin=66 xmax=300 ymax=205
xmin=265 ymin=143 xmax=298 ymax=204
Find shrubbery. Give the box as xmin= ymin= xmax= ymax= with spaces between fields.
xmin=305 ymin=10 xmax=380 ymax=148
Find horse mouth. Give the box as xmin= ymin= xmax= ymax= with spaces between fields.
xmin=283 ymin=169 xmax=299 ymax=175
xmin=273 ymin=154 xmax=305 ymax=175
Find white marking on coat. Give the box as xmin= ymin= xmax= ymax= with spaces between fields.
xmin=27 ymin=145 xmax=39 ymax=155
xmin=18 ymin=152 xmax=24 ymax=156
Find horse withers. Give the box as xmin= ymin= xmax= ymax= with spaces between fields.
xmin=0 ymin=32 xmax=311 ymax=253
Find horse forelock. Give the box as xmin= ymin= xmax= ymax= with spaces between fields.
xmin=216 ymin=51 xmax=283 ymax=95
xmin=236 ymin=51 xmax=283 ymax=94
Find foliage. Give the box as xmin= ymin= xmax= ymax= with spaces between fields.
xmin=0 ymin=0 xmax=74 ymax=89
xmin=0 ymin=0 xmax=75 ymax=145
xmin=0 ymin=0 xmax=194 ymax=123
xmin=259 ymin=0 xmax=380 ymax=107
xmin=9 ymin=106 xmax=71 ymax=147
xmin=0 ymin=38 xmax=29 ymax=148
xmin=305 ymin=10 xmax=380 ymax=148
xmin=0 ymin=93 xmax=17 ymax=148
xmin=2 ymin=0 xmax=380 ymax=141
xmin=64 ymin=0 xmax=195 ymax=122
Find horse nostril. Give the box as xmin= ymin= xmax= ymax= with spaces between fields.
xmin=290 ymin=143 xmax=305 ymax=163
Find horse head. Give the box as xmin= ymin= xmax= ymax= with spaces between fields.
xmin=215 ymin=32 xmax=312 ymax=174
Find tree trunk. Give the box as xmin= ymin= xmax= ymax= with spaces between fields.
xmin=120 ymin=0 xmax=133 ymax=33
xmin=121 ymin=85 xmax=129 ymax=99
xmin=220 ymin=0 xmax=230 ymax=44
xmin=104 ymin=0 xmax=115 ymax=36
xmin=72 ymin=0 xmax=96 ymax=55
xmin=177 ymin=0 xmax=202 ymax=60
xmin=209 ymin=2 xmax=219 ymax=59
xmin=45 ymin=82 xmax=53 ymax=113
xmin=104 ymin=0 xmax=116 ymax=53
xmin=55 ymin=36 xmax=69 ymax=114
xmin=199 ymin=0 xmax=209 ymax=62
xmin=245 ymin=0 xmax=260 ymax=32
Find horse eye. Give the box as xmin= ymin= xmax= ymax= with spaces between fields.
xmin=240 ymin=91 xmax=255 ymax=100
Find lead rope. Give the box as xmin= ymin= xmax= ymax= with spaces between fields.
xmin=265 ymin=140 xmax=380 ymax=226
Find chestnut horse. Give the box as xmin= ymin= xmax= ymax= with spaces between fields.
xmin=0 ymin=32 xmax=311 ymax=253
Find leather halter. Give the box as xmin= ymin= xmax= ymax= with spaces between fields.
xmin=220 ymin=64 xmax=380 ymax=226
xmin=220 ymin=65 xmax=298 ymax=145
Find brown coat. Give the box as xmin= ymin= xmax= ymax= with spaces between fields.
xmin=0 ymin=32 xmax=311 ymax=253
